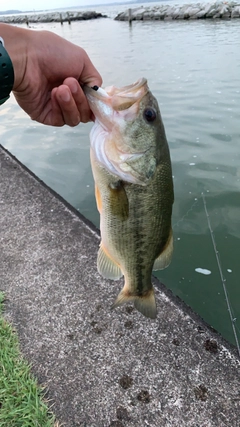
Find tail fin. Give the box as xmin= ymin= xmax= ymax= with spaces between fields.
xmin=112 ymin=287 xmax=157 ymax=319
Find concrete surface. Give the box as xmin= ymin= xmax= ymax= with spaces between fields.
xmin=0 ymin=144 xmax=239 ymax=427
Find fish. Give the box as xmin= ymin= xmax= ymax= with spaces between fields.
xmin=84 ymin=78 xmax=174 ymax=319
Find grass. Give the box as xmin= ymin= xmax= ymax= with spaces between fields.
xmin=0 ymin=292 xmax=58 ymax=427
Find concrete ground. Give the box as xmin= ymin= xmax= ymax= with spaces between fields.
xmin=0 ymin=144 xmax=239 ymax=427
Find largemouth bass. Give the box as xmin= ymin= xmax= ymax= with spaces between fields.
xmin=84 ymin=78 xmax=174 ymax=319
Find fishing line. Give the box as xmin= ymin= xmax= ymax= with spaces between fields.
xmin=173 ymin=197 xmax=199 ymax=230
xmin=202 ymin=192 xmax=240 ymax=356
xmin=172 ymin=192 xmax=240 ymax=353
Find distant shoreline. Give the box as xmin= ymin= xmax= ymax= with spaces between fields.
xmin=0 ymin=10 xmax=106 ymax=24
xmin=0 ymin=2 xmax=240 ymax=24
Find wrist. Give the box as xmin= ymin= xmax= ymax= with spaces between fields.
xmin=0 ymin=23 xmax=29 ymax=91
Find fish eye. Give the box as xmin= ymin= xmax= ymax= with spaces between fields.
xmin=143 ymin=108 xmax=157 ymax=122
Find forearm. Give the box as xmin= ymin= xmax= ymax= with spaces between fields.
xmin=0 ymin=23 xmax=30 ymax=90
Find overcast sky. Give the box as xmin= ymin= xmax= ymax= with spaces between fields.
xmin=0 ymin=0 xmax=122 ymax=11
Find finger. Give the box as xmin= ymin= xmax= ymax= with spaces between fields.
xmin=63 ymin=77 xmax=91 ymax=123
xmin=50 ymin=87 xmax=65 ymax=127
xmin=54 ymin=85 xmax=81 ymax=127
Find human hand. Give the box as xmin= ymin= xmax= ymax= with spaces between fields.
xmin=1 ymin=24 xmax=102 ymax=126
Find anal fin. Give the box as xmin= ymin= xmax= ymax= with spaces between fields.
xmin=97 ymin=243 xmax=123 ymax=280
xmin=153 ymin=229 xmax=173 ymax=271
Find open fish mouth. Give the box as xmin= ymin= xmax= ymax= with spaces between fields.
xmin=99 ymin=77 xmax=148 ymax=111
xmin=84 ymin=78 xmax=147 ymax=106
xmin=84 ymin=78 xmax=149 ymax=125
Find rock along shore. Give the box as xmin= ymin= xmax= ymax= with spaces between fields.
xmin=0 ymin=10 xmax=106 ymax=24
xmin=115 ymin=1 xmax=240 ymax=21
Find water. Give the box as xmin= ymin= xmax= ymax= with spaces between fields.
xmin=1 ymin=4 xmax=240 ymax=347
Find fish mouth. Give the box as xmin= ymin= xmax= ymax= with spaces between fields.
xmin=100 ymin=77 xmax=148 ymax=110
xmin=84 ymin=77 xmax=147 ymax=109
xmin=84 ymin=78 xmax=149 ymax=127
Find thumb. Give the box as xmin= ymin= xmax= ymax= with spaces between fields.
xmin=78 ymin=49 xmax=102 ymax=88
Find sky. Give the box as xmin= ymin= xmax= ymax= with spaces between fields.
xmin=0 ymin=0 xmax=121 ymax=11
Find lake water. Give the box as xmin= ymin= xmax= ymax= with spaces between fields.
xmin=1 ymin=3 xmax=240 ymax=348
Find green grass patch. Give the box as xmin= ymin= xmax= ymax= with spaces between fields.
xmin=0 ymin=292 xmax=57 ymax=427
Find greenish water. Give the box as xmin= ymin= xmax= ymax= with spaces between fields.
xmin=1 ymin=12 xmax=240 ymax=347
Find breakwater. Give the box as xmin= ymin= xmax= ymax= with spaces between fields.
xmin=0 ymin=10 xmax=106 ymax=24
xmin=115 ymin=2 xmax=240 ymax=21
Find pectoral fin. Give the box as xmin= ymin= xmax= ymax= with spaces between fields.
xmin=97 ymin=243 xmax=123 ymax=280
xmin=109 ymin=180 xmax=129 ymax=220
xmin=153 ymin=229 xmax=173 ymax=271
xmin=95 ymin=185 xmax=102 ymax=213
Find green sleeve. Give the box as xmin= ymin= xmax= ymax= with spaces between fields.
xmin=0 ymin=39 xmax=14 ymax=105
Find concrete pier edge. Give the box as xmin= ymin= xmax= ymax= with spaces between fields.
xmin=0 ymin=144 xmax=239 ymax=427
